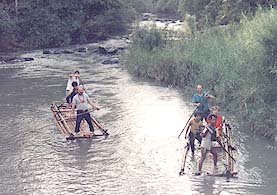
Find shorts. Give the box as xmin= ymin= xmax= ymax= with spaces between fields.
xmin=212 ymin=141 xmax=219 ymax=148
xmin=201 ymin=139 xmax=212 ymax=151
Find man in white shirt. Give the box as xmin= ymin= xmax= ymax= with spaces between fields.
xmin=71 ymin=87 xmax=100 ymax=136
xmin=66 ymin=70 xmax=80 ymax=95
xmin=196 ymin=114 xmax=218 ymax=175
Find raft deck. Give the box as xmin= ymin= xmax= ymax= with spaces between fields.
xmin=51 ymin=103 xmax=108 ymax=139
xmin=179 ymin=120 xmax=238 ymax=178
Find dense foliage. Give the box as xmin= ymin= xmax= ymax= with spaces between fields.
xmin=178 ymin=0 xmax=277 ymax=28
xmin=124 ymin=8 xmax=277 ymax=138
xmin=0 ymin=0 xmax=132 ymax=51
xmin=129 ymin=0 xmax=277 ymax=27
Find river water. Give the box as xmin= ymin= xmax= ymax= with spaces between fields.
xmin=0 ymin=38 xmax=276 ymax=195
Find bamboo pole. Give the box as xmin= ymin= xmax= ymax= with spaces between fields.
xmin=53 ymin=112 xmax=67 ymax=134
xmin=224 ymin=124 xmax=232 ymax=173
xmin=227 ymin=124 xmax=235 ymax=172
xmin=54 ymin=105 xmax=72 ymax=135
xmin=15 ymin=0 xmax=18 ymax=16
xmin=91 ymin=116 xmax=109 ymax=135
xmin=179 ymin=141 xmax=190 ymax=175
xmin=51 ymin=106 xmax=68 ymax=134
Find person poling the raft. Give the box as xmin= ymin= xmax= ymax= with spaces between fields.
xmin=184 ymin=111 xmax=203 ymax=156
xmin=71 ymin=87 xmax=100 ymax=137
xmin=196 ymin=114 xmax=220 ymax=175
xmin=192 ymin=85 xmax=215 ymax=121
xmin=66 ymin=70 xmax=80 ymax=95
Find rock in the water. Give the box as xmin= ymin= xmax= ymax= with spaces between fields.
xmin=0 ymin=56 xmax=16 ymax=62
xmin=0 ymin=56 xmax=34 ymax=63
xmin=12 ymin=57 xmax=34 ymax=62
xmin=98 ymin=46 xmax=108 ymax=55
xmin=60 ymin=50 xmax=74 ymax=54
xmin=74 ymin=47 xmax=88 ymax=52
xmin=22 ymin=57 xmax=34 ymax=61
xmin=43 ymin=50 xmax=53 ymax=54
xmin=106 ymin=48 xmax=119 ymax=55
xmin=102 ymin=58 xmax=119 ymax=64
xmin=98 ymin=46 xmax=126 ymax=55
xmin=115 ymin=47 xmax=125 ymax=54
xmin=43 ymin=49 xmax=74 ymax=54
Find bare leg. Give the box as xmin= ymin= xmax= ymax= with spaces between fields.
xmin=189 ymin=132 xmax=196 ymax=155
xmin=210 ymin=147 xmax=218 ymax=168
xmin=198 ymin=148 xmax=207 ymax=172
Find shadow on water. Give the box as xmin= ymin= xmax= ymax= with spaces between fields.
xmin=0 ymin=38 xmax=276 ymax=195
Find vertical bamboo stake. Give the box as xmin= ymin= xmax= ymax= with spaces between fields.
xmin=15 ymin=0 xmax=18 ymax=16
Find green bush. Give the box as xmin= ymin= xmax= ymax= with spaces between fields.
xmin=132 ymin=28 xmax=166 ymax=51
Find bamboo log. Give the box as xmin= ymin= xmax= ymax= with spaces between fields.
xmin=54 ymin=113 xmax=67 ymax=134
xmin=179 ymin=142 xmax=190 ymax=175
xmin=227 ymin=124 xmax=235 ymax=172
xmin=54 ymin=105 xmax=72 ymax=136
xmin=51 ymin=106 xmax=68 ymax=134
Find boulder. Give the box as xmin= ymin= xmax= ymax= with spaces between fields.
xmin=12 ymin=57 xmax=34 ymax=62
xmin=44 ymin=49 xmax=75 ymax=54
xmin=53 ymin=50 xmax=63 ymax=54
xmin=98 ymin=46 xmax=126 ymax=55
xmin=59 ymin=50 xmax=74 ymax=54
xmin=102 ymin=58 xmax=119 ymax=64
xmin=98 ymin=46 xmax=108 ymax=55
xmin=0 ymin=56 xmax=16 ymax=62
xmin=22 ymin=57 xmax=34 ymax=61
xmin=115 ymin=47 xmax=125 ymax=54
xmin=0 ymin=56 xmax=34 ymax=63
xmin=74 ymin=47 xmax=88 ymax=52
xmin=43 ymin=50 xmax=53 ymax=54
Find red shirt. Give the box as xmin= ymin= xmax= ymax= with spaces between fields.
xmin=206 ymin=114 xmax=223 ymax=130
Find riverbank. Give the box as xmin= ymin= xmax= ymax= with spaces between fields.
xmin=124 ymin=8 xmax=277 ymax=139
xmin=0 ymin=35 xmax=130 ymax=66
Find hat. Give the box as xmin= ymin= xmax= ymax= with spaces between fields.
xmin=72 ymin=81 xmax=78 ymax=87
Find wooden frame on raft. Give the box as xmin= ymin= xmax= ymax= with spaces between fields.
xmin=223 ymin=122 xmax=238 ymax=177
xmin=51 ymin=103 xmax=109 ymax=140
xmin=179 ymin=119 xmax=238 ymax=178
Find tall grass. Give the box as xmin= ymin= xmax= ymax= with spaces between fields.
xmin=124 ymin=8 xmax=277 ymax=138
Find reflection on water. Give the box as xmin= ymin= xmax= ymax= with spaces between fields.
xmin=0 ymin=39 xmax=276 ymax=195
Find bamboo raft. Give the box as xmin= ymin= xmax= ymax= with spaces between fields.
xmin=179 ymin=119 xmax=238 ymax=178
xmin=51 ymin=103 xmax=109 ymax=140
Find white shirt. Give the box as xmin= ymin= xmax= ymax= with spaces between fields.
xmin=72 ymin=93 xmax=90 ymax=111
xmin=200 ymin=127 xmax=212 ymax=150
xmin=66 ymin=77 xmax=80 ymax=92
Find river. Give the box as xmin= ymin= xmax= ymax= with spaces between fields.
xmin=0 ymin=38 xmax=276 ymax=195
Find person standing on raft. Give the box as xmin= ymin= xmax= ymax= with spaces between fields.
xmin=66 ymin=81 xmax=78 ymax=104
xmin=71 ymin=87 xmax=100 ymax=137
xmin=66 ymin=70 xmax=80 ymax=95
xmin=184 ymin=111 xmax=203 ymax=156
xmin=206 ymin=106 xmax=223 ymax=141
xmin=196 ymin=114 xmax=219 ymax=175
xmin=192 ymin=85 xmax=215 ymax=120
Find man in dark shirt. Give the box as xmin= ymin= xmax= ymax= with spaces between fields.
xmin=192 ymin=85 xmax=215 ymax=120
xmin=66 ymin=81 xmax=78 ymax=104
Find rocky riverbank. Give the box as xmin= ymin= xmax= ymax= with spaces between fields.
xmin=0 ymin=36 xmax=129 ymax=66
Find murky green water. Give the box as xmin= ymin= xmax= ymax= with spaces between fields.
xmin=0 ymin=38 xmax=276 ymax=195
